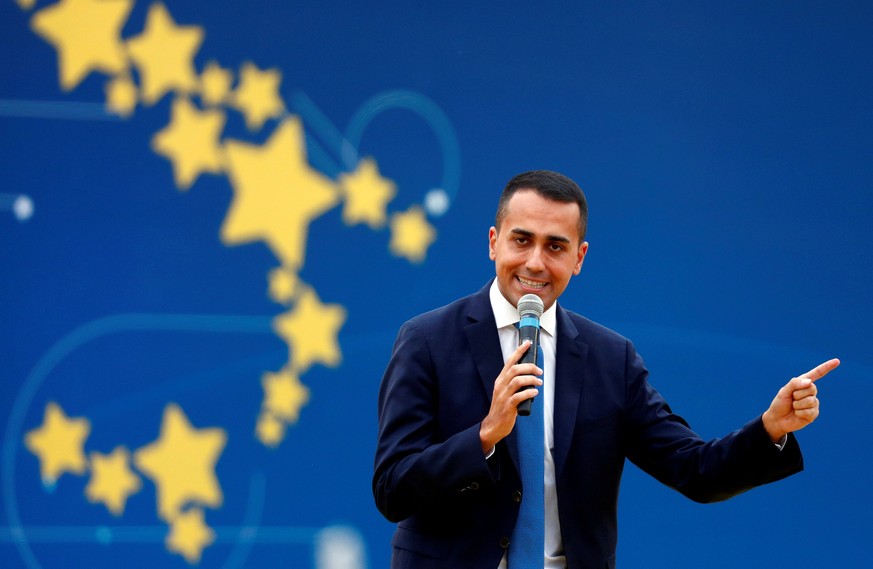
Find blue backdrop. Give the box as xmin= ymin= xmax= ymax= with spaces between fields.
xmin=2 ymin=1 xmax=871 ymax=568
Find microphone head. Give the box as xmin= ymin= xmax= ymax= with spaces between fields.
xmin=517 ymin=293 xmax=544 ymax=319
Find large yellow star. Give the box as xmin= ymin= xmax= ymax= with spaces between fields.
xmin=25 ymin=402 xmax=91 ymax=484
xmin=199 ymin=61 xmax=233 ymax=107
xmin=85 ymin=446 xmax=142 ymax=516
xmin=390 ymin=205 xmax=437 ymax=263
xmin=339 ymin=158 xmax=397 ymax=228
xmin=230 ymin=62 xmax=285 ymax=131
xmin=125 ymin=2 xmax=204 ymax=106
xmin=221 ymin=117 xmax=339 ymax=269
xmin=152 ymin=96 xmax=226 ymax=190
xmin=273 ymin=287 xmax=346 ymax=374
xmin=261 ymin=368 xmax=310 ymax=423
xmin=133 ymin=404 xmax=226 ymax=522
xmin=165 ymin=507 xmax=215 ymax=564
xmin=30 ymin=0 xmax=134 ymax=91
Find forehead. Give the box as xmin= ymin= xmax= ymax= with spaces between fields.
xmin=502 ymin=190 xmax=581 ymax=241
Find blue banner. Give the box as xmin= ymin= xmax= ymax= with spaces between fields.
xmin=2 ymin=1 xmax=871 ymax=568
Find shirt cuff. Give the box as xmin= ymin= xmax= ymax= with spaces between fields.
xmin=774 ymin=434 xmax=788 ymax=451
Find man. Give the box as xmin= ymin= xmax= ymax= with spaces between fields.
xmin=373 ymin=170 xmax=839 ymax=569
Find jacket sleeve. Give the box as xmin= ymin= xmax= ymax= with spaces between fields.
xmin=372 ymin=319 xmax=497 ymax=522
xmin=622 ymin=340 xmax=804 ymax=503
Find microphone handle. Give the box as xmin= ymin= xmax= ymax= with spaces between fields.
xmin=516 ymin=326 xmax=539 ymax=416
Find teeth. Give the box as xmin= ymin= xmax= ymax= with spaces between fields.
xmin=518 ymin=276 xmax=546 ymax=289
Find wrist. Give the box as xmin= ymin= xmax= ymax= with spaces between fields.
xmin=479 ymin=421 xmax=498 ymax=455
xmin=761 ymin=411 xmax=787 ymax=444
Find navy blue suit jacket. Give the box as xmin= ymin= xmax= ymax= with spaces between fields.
xmin=373 ymin=282 xmax=803 ymax=569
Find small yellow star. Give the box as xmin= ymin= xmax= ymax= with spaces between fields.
xmin=16 ymin=0 xmax=37 ymax=11
xmin=85 ymin=446 xmax=142 ymax=516
xmin=339 ymin=158 xmax=397 ymax=228
xmin=25 ymin=402 xmax=91 ymax=485
xmin=133 ymin=404 xmax=226 ymax=522
xmin=255 ymin=411 xmax=285 ymax=448
xmin=105 ymin=73 xmax=137 ymax=117
xmin=273 ymin=287 xmax=346 ymax=374
xmin=390 ymin=206 xmax=436 ymax=263
xmin=268 ymin=267 xmax=299 ymax=304
xmin=125 ymin=2 xmax=204 ymax=106
xmin=230 ymin=62 xmax=285 ymax=131
xmin=151 ymin=96 xmax=226 ymax=190
xmin=30 ymin=0 xmax=134 ymax=91
xmin=261 ymin=368 xmax=310 ymax=423
xmin=222 ymin=116 xmax=339 ymax=269
xmin=199 ymin=61 xmax=233 ymax=107
xmin=165 ymin=507 xmax=215 ymax=564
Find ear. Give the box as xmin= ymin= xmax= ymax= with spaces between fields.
xmin=573 ymin=241 xmax=588 ymax=275
xmin=488 ymin=226 xmax=498 ymax=260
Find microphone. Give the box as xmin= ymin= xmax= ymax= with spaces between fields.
xmin=516 ymin=293 xmax=544 ymax=416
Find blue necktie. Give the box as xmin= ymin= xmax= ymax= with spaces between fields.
xmin=509 ymin=324 xmax=545 ymax=568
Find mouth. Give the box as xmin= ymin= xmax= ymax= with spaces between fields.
xmin=517 ymin=276 xmax=547 ymax=290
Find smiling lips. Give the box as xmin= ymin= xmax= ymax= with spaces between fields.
xmin=517 ymin=275 xmax=547 ymax=290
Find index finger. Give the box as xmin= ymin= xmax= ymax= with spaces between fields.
xmin=505 ymin=340 xmax=532 ymax=368
xmin=800 ymin=358 xmax=841 ymax=382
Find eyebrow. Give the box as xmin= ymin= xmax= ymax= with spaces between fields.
xmin=509 ymin=227 xmax=572 ymax=244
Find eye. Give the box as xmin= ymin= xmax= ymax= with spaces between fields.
xmin=549 ymin=242 xmax=566 ymax=252
xmin=514 ymin=236 xmax=529 ymax=245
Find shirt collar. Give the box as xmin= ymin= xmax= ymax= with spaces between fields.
xmin=489 ymin=279 xmax=557 ymax=336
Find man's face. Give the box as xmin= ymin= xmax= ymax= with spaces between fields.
xmin=489 ymin=190 xmax=588 ymax=310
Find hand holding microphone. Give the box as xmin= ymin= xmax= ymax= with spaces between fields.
xmin=478 ymin=293 xmax=544 ymax=453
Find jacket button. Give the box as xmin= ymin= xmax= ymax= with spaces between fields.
xmin=470 ymin=482 xmax=480 ymax=490
xmin=512 ymin=490 xmax=522 ymax=502
xmin=500 ymin=537 xmax=511 ymax=548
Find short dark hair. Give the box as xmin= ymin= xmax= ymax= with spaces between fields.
xmin=495 ymin=170 xmax=588 ymax=242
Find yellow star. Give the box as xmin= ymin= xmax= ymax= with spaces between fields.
xmin=221 ymin=117 xmax=339 ymax=269
xmin=273 ymin=287 xmax=346 ymax=374
xmin=105 ymin=73 xmax=137 ymax=117
xmin=267 ymin=267 xmax=299 ymax=304
xmin=125 ymin=2 xmax=204 ymax=106
xmin=30 ymin=0 xmax=133 ymax=91
xmin=255 ymin=411 xmax=285 ymax=448
xmin=133 ymin=404 xmax=226 ymax=522
xmin=261 ymin=368 xmax=310 ymax=423
xmin=165 ymin=507 xmax=215 ymax=564
xmin=152 ymin=96 xmax=226 ymax=190
xmin=25 ymin=402 xmax=91 ymax=485
xmin=16 ymin=0 xmax=36 ymax=11
xmin=230 ymin=61 xmax=285 ymax=131
xmin=339 ymin=158 xmax=397 ymax=228
xmin=390 ymin=206 xmax=437 ymax=263
xmin=85 ymin=446 xmax=142 ymax=516
xmin=199 ymin=61 xmax=233 ymax=107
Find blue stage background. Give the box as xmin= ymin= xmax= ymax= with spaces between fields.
xmin=2 ymin=1 xmax=871 ymax=567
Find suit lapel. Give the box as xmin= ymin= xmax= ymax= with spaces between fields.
xmin=462 ymin=282 xmax=504 ymax=396
xmin=552 ymin=305 xmax=589 ymax=477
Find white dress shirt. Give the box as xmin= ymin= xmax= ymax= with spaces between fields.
xmin=490 ymin=281 xmax=566 ymax=569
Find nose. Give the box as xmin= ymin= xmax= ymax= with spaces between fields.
xmin=525 ymin=246 xmax=546 ymax=272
